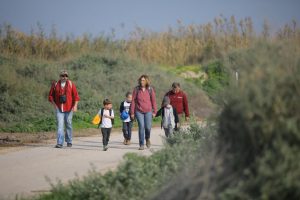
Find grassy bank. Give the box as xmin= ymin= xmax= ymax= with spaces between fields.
xmin=0 ymin=53 xmax=213 ymax=133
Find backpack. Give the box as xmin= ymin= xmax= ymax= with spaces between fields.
xmin=98 ymin=108 xmax=114 ymax=128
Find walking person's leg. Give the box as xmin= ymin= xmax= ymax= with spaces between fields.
xmin=56 ymin=109 xmax=65 ymax=148
xmin=164 ymin=125 xmax=173 ymax=138
xmin=101 ymin=128 xmax=108 ymax=151
xmin=168 ymin=124 xmax=174 ymax=136
xmin=101 ymin=128 xmax=105 ymax=145
xmin=106 ymin=128 xmax=111 ymax=146
xmin=175 ymin=114 xmax=183 ymax=132
xmin=144 ymin=112 xmax=152 ymax=148
xmin=127 ymin=121 xmax=133 ymax=145
xmin=163 ymin=128 xmax=169 ymax=137
xmin=122 ymin=122 xmax=128 ymax=144
xmin=135 ymin=111 xmax=145 ymax=149
xmin=64 ymin=111 xmax=73 ymax=147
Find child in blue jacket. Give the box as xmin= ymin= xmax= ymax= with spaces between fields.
xmin=119 ymin=92 xmax=133 ymax=145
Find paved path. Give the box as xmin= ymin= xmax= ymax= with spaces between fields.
xmin=0 ymin=127 xmax=165 ymax=199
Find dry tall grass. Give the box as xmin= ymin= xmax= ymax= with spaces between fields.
xmin=1 ymin=16 xmax=299 ymax=65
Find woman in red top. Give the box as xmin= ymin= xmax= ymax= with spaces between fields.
xmin=165 ymin=82 xmax=189 ymax=130
xmin=48 ymin=70 xmax=80 ymax=148
xmin=130 ymin=75 xmax=157 ymax=150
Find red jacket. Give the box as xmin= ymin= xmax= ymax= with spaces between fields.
xmin=48 ymin=80 xmax=80 ymax=112
xmin=130 ymin=87 xmax=157 ymax=114
xmin=165 ymin=90 xmax=189 ymax=117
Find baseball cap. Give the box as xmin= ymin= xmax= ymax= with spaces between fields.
xmin=60 ymin=70 xmax=68 ymax=76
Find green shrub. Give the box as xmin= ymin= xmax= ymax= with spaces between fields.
xmin=201 ymin=60 xmax=230 ymax=99
xmin=217 ymin=41 xmax=300 ymax=199
xmin=150 ymin=41 xmax=300 ymax=200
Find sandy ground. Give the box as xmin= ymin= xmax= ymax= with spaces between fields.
xmin=0 ymin=127 xmax=165 ymax=200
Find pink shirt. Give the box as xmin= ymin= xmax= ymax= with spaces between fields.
xmin=130 ymin=87 xmax=157 ymax=114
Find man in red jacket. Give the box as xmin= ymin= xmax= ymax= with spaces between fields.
xmin=165 ymin=82 xmax=189 ymax=130
xmin=48 ymin=70 xmax=80 ymax=148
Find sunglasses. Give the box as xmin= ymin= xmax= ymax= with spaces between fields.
xmin=60 ymin=75 xmax=68 ymax=77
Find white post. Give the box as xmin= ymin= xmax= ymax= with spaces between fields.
xmin=235 ymin=71 xmax=239 ymax=84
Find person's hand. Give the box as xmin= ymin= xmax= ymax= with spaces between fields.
xmin=152 ymin=113 xmax=156 ymax=118
xmin=185 ymin=117 xmax=190 ymax=121
xmin=72 ymin=105 xmax=78 ymax=112
xmin=72 ymin=102 xmax=78 ymax=112
xmin=131 ymin=114 xmax=135 ymax=120
xmin=52 ymin=102 xmax=58 ymax=110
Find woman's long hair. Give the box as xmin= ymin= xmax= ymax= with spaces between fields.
xmin=138 ymin=74 xmax=151 ymax=88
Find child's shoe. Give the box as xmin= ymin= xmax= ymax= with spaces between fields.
xmin=126 ymin=140 xmax=131 ymax=145
xmin=123 ymin=139 xmax=127 ymax=145
xmin=103 ymin=145 xmax=108 ymax=151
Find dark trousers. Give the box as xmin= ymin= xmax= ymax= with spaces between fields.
xmin=122 ymin=121 xmax=133 ymax=140
xmin=101 ymin=128 xmax=112 ymax=146
xmin=164 ymin=125 xmax=174 ymax=137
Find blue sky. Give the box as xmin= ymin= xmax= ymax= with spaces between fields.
xmin=0 ymin=0 xmax=299 ymax=38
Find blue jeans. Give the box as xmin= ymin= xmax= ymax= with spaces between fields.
xmin=135 ymin=111 xmax=152 ymax=146
xmin=56 ymin=109 xmax=73 ymax=145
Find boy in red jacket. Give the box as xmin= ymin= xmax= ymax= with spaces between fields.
xmin=165 ymin=82 xmax=189 ymax=130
